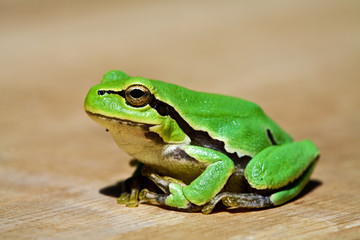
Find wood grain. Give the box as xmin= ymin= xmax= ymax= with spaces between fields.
xmin=0 ymin=1 xmax=359 ymax=239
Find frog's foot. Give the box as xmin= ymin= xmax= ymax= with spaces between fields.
xmin=117 ymin=175 xmax=142 ymax=207
xmin=202 ymin=192 xmax=272 ymax=214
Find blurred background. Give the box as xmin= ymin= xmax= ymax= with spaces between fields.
xmin=1 ymin=0 xmax=359 ymax=239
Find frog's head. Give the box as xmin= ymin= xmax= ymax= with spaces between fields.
xmin=84 ymin=70 xmax=188 ymax=144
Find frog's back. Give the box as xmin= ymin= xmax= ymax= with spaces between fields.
xmin=152 ymin=80 xmax=293 ymax=157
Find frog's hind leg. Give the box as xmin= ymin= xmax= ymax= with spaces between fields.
xmin=203 ymin=140 xmax=319 ymax=214
xmin=202 ymin=192 xmax=272 ymax=214
xmin=202 ymin=159 xmax=316 ymax=214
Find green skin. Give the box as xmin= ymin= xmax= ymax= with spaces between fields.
xmin=84 ymin=70 xmax=320 ymax=214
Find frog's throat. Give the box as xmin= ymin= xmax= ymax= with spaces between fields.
xmin=86 ymin=111 xmax=156 ymax=128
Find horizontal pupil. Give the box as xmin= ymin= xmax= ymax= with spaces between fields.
xmin=130 ymin=89 xmax=145 ymax=98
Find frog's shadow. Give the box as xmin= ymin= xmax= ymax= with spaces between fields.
xmin=99 ymin=179 xmax=322 ymax=213
xmin=99 ymin=181 xmax=126 ymax=198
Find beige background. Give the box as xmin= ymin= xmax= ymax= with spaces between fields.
xmin=1 ymin=1 xmax=359 ymax=239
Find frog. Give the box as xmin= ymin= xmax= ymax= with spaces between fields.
xmin=84 ymin=70 xmax=320 ymax=214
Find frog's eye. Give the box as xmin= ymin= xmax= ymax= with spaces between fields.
xmin=125 ymin=84 xmax=151 ymax=107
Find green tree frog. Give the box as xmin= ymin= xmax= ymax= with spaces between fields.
xmin=84 ymin=70 xmax=320 ymax=214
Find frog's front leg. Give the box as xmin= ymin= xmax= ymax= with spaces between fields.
xmin=117 ymin=160 xmax=145 ymax=207
xmin=138 ymin=172 xmax=201 ymax=211
xmin=139 ymin=145 xmax=235 ymax=211
xmin=141 ymin=165 xmax=187 ymax=193
xmin=203 ymin=140 xmax=320 ymax=213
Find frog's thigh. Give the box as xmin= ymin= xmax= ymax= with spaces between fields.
xmin=245 ymin=140 xmax=320 ymax=205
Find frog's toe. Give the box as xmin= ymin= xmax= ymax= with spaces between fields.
xmin=202 ymin=192 xmax=227 ymax=214
xmin=117 ymin=192 xmax=130 ymax=204
xmin=221 ymin=197 xmax=237 ymax=207
xmin=125 ymin=199 xmax=139 ymax=207
xmin=201 ymin=203 xmax=216 ymax=214
xmin=117 ymin=192 xmax=139 ymax=207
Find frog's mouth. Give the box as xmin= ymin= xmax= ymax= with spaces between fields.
xmin=86 ymin=111 xmax=155 ymax=129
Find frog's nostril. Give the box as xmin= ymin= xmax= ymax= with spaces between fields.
xmin=98 ymin=90 xmax=106 ymax=96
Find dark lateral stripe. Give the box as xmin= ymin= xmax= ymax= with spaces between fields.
xmin=98 ymin=89 xmax=125 ymax=97
xmin=149 ymin=96 xmax=245 ymax=162
xmin=266 ymin=129 xmax=277 ymax=145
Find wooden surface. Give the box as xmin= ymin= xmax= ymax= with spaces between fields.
xmin=1 ymin=1 xmax=359 ymax=239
